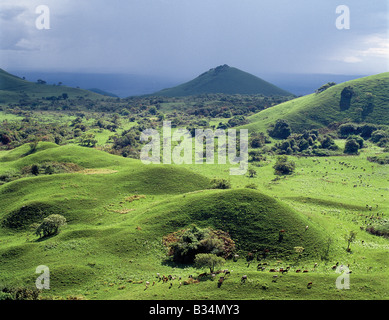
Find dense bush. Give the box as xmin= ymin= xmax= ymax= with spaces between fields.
xmin=347 ymin=135 xmax=364 ymax=148
xmin=344 ymin=139 xmax=360 ymax=154
xmin=268 ymin=119 xmax=291 ymax=139
xmin=366 ymin=222 xmax=389 ymax=238
xmin=339 ymin=123 xmax=358 ymax=137
xmin=371 ymin=130 xmax=388 ymax=143
xmin=211 ymin=178 xmax=231 ymax=189
xmin=320 ymin=135 xmax=338 ymax=150
xmin=273 ymin=155 xmax=296 ymax=175
xmin=35 ymin=214 xmax=67 ymax=238
xmin=0 ymin=286 xmax=40 ymax=300
xmin=163 ymin=226 xmax=235 ymax=264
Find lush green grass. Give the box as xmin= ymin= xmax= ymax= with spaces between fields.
xmin=153 ymin=65 xmax=292 ymax=97
xmin=0 ymin=140 xmax=387 ymax=300
xmin=241 ymin=72 xmax=389 ymax=133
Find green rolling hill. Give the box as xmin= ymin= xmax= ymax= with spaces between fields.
xmin=240 ymin=72 xmax=389 ymax=133
xmin=0 ymin=68 xmax=104 ymax=104
xmin=0 ymin=141 xmax=388 ymax=300
xmin=152 ymin=64 xmax=293 ymax=97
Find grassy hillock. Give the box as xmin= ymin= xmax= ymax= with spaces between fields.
xmin=136 ymin=189 xmax=328 ymax=258
xmin=241 ymin=72 xmax=389 ymax=133
xmin=153 ymin=65 xmax=292 ymax=97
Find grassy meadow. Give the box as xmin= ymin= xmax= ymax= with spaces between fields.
xmin=0 ymin=137 xmax=387 ymax=300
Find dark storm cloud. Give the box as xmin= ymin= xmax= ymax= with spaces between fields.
xmin=0 ymin=0 xmax=388 ymax=76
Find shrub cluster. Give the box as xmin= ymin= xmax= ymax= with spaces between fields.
xmin=163 ymin=226 xmax=235 ymax=264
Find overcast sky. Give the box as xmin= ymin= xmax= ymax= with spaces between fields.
xmin=0 ymin=0 xmax=388 ymax=79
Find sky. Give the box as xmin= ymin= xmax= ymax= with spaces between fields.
xmin=0 ymin=0 xmax=388 ymax=80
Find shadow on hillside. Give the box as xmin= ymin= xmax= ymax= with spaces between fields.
xmin=161 ymin=259 xmax=191 ymax=270
xmin=34 ymin=233 xmax=58 ymax=242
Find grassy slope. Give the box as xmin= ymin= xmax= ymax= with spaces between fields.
xmin=0 ymin=141 xmax=387 ymax=300
xmin=240 ymin=72 xmax=389 ymax=133
xmin=154 ymin=65 xmax=292 ymax=97
xmin=0 ymin=69 xmax=104 ymax=104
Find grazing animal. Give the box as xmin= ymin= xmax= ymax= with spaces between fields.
xmin=198 ymin=273 xmax=207 ymax=278
xmin=307 ymin=282 xmax=313 ymax=289
xmin=241 ymin=275 xmax=247 ymax=283
xmin=303 ymin=270 xmax=309 ymax=273
xmin=296 ymin=269 xmax=301 ymax=273
xmin=269 ymin=269 xmax=276 ymax=272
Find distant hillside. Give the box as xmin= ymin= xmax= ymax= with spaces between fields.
xmin=0 ymin=68 xmax=104 ymax=104
xmin=241 ymin=72 xmax=389 ymax=133
xmin=152 ymin=65 xmax=293 ymax=97
xmin=87 ymin=88 xmax=119 ymax=97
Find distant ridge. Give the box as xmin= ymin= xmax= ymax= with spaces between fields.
xmin=0 ymin=68 xmax=105 ymax=104
xmin=152 ymin=64 xmax=293 ymax=97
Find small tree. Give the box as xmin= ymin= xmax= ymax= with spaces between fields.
xmin=194 ymin=253 xmax=225 ymax=273
xmin=247 ymin=168 xmax=257 ymax=178
xmin=35 ymin=214 xmax=66 ymax=238
xmin=344 ymin=231 xmax=357 ymax=252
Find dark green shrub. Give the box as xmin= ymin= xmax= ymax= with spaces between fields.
xmin=320 ymin=135 xmax=338 ymax=150
xmin=339 ymin=123 xmax=357 ymax=137
xmin=344 ymin=139 xmax=359 ymax=154
xmin=35 ymin=214 xmax=67 ymax=238
xmin=347 ymin=135 xmax=364 ymax=148
xmin=371 ymin=130 xmax=388 ymax=143
xmin=163 ymin=226 xmax=235 ymax=264
xmin=211 ymin=178 xmax=231 ymax=189
xmin=273 ymin=155 xmax=296 ymax=175
xmin=268 ymin=120 xmax=291 ymax=139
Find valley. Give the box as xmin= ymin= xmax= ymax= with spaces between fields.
xmin=0 ymin=68 xmax=388 ymax=301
